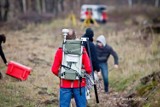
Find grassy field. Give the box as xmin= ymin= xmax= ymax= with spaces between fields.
xmin=0 ymin=16 xmax=160 ymax=107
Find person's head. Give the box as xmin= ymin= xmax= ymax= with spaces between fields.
xmin=96 ymin=35 xmax=106 ymax=47
xmin=0 ymin=34 xmax=6 ymax=43
xmin=66 ymin=29 xmax=76 ymax=40
xmin=83 ymin=28 xmax=94 ymax=42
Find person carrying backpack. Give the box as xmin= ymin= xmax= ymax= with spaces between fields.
xmin=95 ymin=35 xmax=119 ymax=93
xmin=51 ymin=29 xmax=92 ymax=107
xmin=0 ymin=34 xmax=7 ymax=65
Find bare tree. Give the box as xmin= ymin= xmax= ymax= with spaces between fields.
xmin=42 ymin=0 xmax=46 ymax=13
xmin=77 ymin=0 xmax=83 ymax=7
xmin=155 ymin=0 xmax=159 ymax=7
xmin=45 ymin=0 xmax=54 ymax=13
xmin=0 ymin=0 xmax=9 ymax=22
xmin=36 ymin=0 xmax=41 ymax=14
xmin=27 ymin=0 xmax=37 ymax=13
xmin=53 ymin=0 xmax=59 ymax=16
xmin=22 ymin=0 xmax=27 ymax=13
xmin=3 ymin=0 xmax=9 ymax=21
xmin=0 ymin=1 xmax=2 ymax=21
xmin=35 ymin=0 xmax=46 ymax=14
xmin=59 ymin=0 xmax=64 ymax=12
xmin=128 ymin=0 xmax=133 ymax=7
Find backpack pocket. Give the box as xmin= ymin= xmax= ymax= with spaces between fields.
xmin=64 ymin=69 xmax=78 ymax=80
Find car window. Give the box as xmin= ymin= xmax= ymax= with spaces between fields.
xmin=98 ymin=7 xmax=106 ymax=12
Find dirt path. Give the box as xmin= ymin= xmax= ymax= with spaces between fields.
xmin=85 ymin=79 xmax=130 ymax=107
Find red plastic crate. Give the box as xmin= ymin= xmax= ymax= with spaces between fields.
xmin=6 ymin=61 xmax=32 ymax=80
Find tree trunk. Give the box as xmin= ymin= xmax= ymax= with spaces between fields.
xmin=0 ymin=0 xmax=9 ymax=22
xmin=155 ymin=0 xmax=159 ymax=7
xmin=18 ymin=0 xmax=24 ymax=13
xmin=128 ymin=0 xmax=132 ymax=7
xmin=36 ymin=0 xmax=41 ymax=14
xmin=3 ymin=0 xmax=9 ymax=21
xmin=0 ymin=1 xmax=2 ymax=21
xmin=77 ymin=0 xmax=83 ymax=7
xmin=53 ymin=0 xmax=59 ymax=16
xmin=27 ymin=0 xmax=33 ymax=12
xmin=59 ymin=0 xmax=64 ymax=12
xmin=70 ymin=0 xmax=75 ymax=10
xmin=42 ymin=0 xmax=46 ymax=13
xmin=45 ymin=0 xmax=54 ymax=13
xmin=22 ymin=0 xmax=27 ymax=13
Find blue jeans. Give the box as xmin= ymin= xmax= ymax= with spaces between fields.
xmin=99 ymin=63 xmax=109 ymax=92
xmin=59 ymin=87 xmax=86 ymax=107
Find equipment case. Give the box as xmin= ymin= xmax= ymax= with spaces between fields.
xmin=6 ymin=61 xmax=32 ymax=80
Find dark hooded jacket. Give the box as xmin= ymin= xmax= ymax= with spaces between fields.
xmin=0 ymin=34 xmax=7 ymax=65
xmin=82 ymin=28 xmax=100 ymax=72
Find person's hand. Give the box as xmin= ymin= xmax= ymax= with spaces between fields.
xmin=97 ymin=71 xmax=102 ymax=80
xmin=114 ymin=64 xmax=118 ymax=68
xmin=5 ymin=62 xmax=8 ymax=66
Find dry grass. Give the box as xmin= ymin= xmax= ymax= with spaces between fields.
xmin=0 ymin=18 xmax=160 ymax=107
xmin=107 ymin=30 xmax=160 ymax=91
xmin=0 ymin=21 xmax=62 ymax=107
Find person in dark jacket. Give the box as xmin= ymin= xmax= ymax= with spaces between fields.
xmin=0 ymin=34 xmax=7 ymax=65
xmin=82 ymin=28 xmax=100 ymax=74
xmin=96 ymin=35 xmax=119 ymax=93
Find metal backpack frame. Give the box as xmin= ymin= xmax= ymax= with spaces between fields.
xmin=59 ymin=29 xmax=88 ymax=95
xmin=60 ymin=29 xmax=85 ymax=80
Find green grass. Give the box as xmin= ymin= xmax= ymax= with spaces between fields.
xmin=0 ymin=83 xmax=35 ymax=107
xmin=139 ymin=84 xmax=160 ymax=107
xmin=110 ymin=30 xmax=160 ymax=89
xmin=109 ymin=75 xmax=136 ymax=91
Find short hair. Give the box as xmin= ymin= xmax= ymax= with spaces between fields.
xmin=0 ymin=34 xmax=6 ymax=43
xmin=66 ymin=29 xmax=76 ymax=40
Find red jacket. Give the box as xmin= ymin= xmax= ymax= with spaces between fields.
xmin=102 ymin=12 xmax=108 ymax=21
xmin=51 ymin=47 xmax=92 ymax=88
xmin=85 ymin=10 xmax=92 ymax=19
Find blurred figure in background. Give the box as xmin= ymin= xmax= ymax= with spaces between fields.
xmin=85 ymin=8 xmax=93 ymax=24
xmin=82 ymin=9 xmax=98 ymax=28
xmin=0 ymin=34 xmax=7 ymax=79
xmin=0 ymin=34 xmax=7 ymax=65
xmin=96 ymin=35 xmax=119 ymax=93
xmin=101 ymin=10 xmax=108 ymax=23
